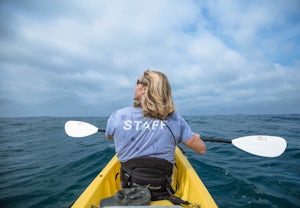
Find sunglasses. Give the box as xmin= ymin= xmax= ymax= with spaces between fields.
xmin=136 ymin=79 xmax=145 ymax=85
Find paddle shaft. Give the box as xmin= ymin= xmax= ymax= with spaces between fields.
xmin=202 ymin=138 xmax=232 ymax=144
xmin=97 ymin=128 xmax=230 ymax=143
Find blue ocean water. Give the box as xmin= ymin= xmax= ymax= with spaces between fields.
xmin=0 ymin=115 xmax=299 ymax=208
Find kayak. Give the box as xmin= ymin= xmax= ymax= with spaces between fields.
xmin=71 ymin=147 xmax=218 ymax=207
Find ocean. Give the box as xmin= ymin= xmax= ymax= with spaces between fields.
xmin=0 ymin=115 xmax=299 ymax=208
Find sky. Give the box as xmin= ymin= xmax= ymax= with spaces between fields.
xmin=1 ymin=0 xmax=300 ymax=117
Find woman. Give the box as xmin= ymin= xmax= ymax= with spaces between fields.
xmin=105 ymin=70 xmax=206 ymax=202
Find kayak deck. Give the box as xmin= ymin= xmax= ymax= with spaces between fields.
xmin=71 ymin=147 xmax=218 ymax=207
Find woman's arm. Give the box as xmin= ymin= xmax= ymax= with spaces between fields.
xmin=183 ymin=133 xmax=206 ymax=154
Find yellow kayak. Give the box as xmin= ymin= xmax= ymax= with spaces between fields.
xmin=71 ymin=147 xmax=218 ymax=207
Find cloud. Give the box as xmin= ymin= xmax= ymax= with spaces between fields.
xmin=0 ymin=0 xmax=299 ymax=117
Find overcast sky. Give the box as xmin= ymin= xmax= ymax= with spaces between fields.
xmin=1 ymin=0 xmax=300 ymax=117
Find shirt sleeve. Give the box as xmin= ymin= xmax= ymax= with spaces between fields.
xmin=105 ymin=111 xmax=118 ymax=138
xmin=178 ymin=115 xmax=194 ymax=143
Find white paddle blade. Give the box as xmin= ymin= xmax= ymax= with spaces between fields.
xmin=232 ymin=135 xmax=287 ymax=157
xmin=65 ymin=121 xmax=98 ymax=138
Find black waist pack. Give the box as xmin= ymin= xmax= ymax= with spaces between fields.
xmin=100 ymin=186 xmax=151 ymax=207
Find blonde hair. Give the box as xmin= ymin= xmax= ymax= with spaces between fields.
xmin=134 ymin=70 xmax=175 ymax=119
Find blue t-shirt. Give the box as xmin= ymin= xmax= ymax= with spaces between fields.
xmin=105 ymin=107 xmax=193 ymax=163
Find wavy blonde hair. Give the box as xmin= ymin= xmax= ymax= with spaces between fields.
xmin=134 ymin=70 xmax=175 ymax=119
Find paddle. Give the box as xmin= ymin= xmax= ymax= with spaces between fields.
xmin=64 ymin=120 xmax=287 ymax=158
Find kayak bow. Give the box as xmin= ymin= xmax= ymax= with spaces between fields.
xmin=71 ymin=147 xmax=218 ymax=208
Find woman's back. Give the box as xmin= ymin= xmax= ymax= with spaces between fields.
xmin=106 ymin=106 xmax=194 ymax=163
